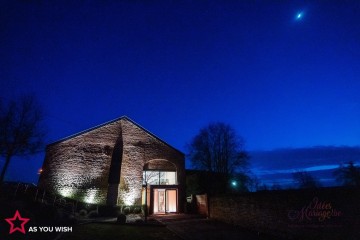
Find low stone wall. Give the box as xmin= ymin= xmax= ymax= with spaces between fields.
xmin=209 ymin=187 xmax=360 ymax=240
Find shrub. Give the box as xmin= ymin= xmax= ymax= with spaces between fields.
xmin=67 ymin=215 xmax=77 ymax=225
xmin=117 ymin=214 xmax=126 ymax=224
xmin=79 ymin=209 xmax=87 ymax=217
xmin=98 ymin=206 xmax=119 ymax=217
xmin=88 ymin=210 xmax=99 ymax=218
xmin=76 ymin=201 xmax=97 ymax=212
xmin=123 ymin=206 xmax=130 ymax=215
xmin=133 ymin=206 xmax=141 ymax=214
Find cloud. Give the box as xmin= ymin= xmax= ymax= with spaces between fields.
xmin=255 ymin=164 xmax=340 ymax=175
xmin=249 ymin=146 xmax=360 ymax=187
xmin=250 ymin=146 xmax=360 ymax=171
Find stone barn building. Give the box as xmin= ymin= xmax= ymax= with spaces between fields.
xmin=38 ymin=116 xmax=185 ymax=214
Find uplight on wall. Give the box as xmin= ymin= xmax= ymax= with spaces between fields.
xmin=59 ymin=188 xmax=74 ymax=198
xmin=84 ymin=189 xmax=98 ymax=204
xmin=123 ymin=192 xmax=136 ymax=205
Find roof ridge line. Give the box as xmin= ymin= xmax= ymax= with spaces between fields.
xmin=47 ymin=116 xmax=184 ymax=155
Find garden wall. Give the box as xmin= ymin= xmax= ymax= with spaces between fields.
xmin=209 ymin=187 xmax=360 ymax=240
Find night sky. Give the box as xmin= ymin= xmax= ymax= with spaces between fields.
xmin=1 ymin=0 xmax=360 ymax=185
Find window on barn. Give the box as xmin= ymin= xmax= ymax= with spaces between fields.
xmin=143 ymin=170 xmax=177 ymax=185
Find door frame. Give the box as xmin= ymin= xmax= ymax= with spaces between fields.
xmin=148 ymin=185 xmax=178 ymax=215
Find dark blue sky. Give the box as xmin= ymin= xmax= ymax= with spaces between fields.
xmin=1 ymin=0 xmax=360 ymax=184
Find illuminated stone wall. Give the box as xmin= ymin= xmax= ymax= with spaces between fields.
xmin=119 ymin=119 xmax=185 ymax=206
xmin=38 ymin=117 xmax=185 ymax=209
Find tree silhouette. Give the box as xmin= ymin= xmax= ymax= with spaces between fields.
xmin=0 ymin=95 xmax=45 ymax=184
xmin=188 ymin=122 xmax=248 ymax=174
xmin=187 ymin=122 xmax=248 ymax=193
xmin=333 ymin=161 xmax=360 ymax=187
xmin=292 ymin=170 xmax=321 ymax=189
xmin=142 ymin=170 xmax=159 ymax=222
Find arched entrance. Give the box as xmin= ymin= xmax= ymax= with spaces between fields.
xmin=142 ymin=159 xmax=178 ymax=214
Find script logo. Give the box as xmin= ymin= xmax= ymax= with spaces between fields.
xmin=288 ymin=197 xmax=342 ymax=222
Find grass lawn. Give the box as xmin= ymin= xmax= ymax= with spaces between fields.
xmin=60 ymin=223 xmax=182 ymax=240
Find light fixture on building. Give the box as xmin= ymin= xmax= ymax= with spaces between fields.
xmin=231 ymin=180 xmax=237 ymax=187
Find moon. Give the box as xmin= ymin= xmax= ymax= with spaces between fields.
xmin=296 ymin=11 xmax=304 ymax=20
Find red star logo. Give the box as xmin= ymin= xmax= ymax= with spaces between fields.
xmin=5 ymin=210 xmax=30 ymax=234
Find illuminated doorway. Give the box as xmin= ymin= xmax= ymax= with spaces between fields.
xmin=153 ymin=189 xmax=177 ymax=214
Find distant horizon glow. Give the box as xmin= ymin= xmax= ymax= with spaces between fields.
xmin=254 ymin=164 xmax=342 ymax=176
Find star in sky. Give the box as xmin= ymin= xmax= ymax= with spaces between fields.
xmin=5 ymin=210 xmax=30 ymax=234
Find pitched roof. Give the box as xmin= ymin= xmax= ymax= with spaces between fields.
xmin=47 ymin=116 xmax=184 ymax=155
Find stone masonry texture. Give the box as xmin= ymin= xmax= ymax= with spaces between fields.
xmin=38 ymin=117 xmax=185 ymax=210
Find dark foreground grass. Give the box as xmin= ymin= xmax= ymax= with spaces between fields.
xmin=60 ymin=223 xmax=182 ymax=240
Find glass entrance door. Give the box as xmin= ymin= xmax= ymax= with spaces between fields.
xmin=165 ymin=189 xmax=177 ymax=212
xmin=153 ymin=189 xmax=177 ymax=214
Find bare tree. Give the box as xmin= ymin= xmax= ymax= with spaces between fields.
xmin=188 ymin=122 xmax=248 ymax=176
xmin=142 ymin=170 xmax=159 ymax=222
xmin=333 ymin=161 xmax=360 ymax=187
xmin=247 ymin=174 xmax=261 ymax=192
xmin=0 ymin=95 xmax=45 ymax=184
xmin=292 ymin=170 xmax=321 ymax=189
xmin=187 ymin=122 xmax=248 ymax=194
